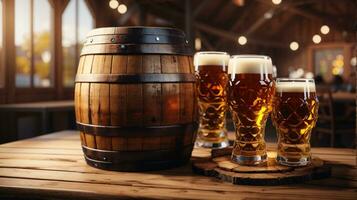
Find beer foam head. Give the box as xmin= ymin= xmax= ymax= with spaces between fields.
xmin=228 ymin=55 xmax=273 ymax=74
xmin=276 ymin=79 xmax=316 ymax=93
xmin=194 ymin=51 xmax=230 ymax=67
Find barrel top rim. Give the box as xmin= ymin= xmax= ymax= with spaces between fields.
xmin=87 ymin=26 xmax=186 ymax=37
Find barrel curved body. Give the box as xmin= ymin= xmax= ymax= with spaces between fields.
xmin=74 ymin=27 xmax=197 ymax=171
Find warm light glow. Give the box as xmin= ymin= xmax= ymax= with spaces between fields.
xmin=195 ymin=38 xmax=202 ymax=51
xmin=238 ymin=36 xmax=247 ymax=45
xmin=289 ymin=41 xmax=299 ymax=51
xmin=118 ymin=4 xmax=127 ymax=14
xmin=332 ymin=55 xmax=344 ymax=75
xmin=312 ymin=34 xmax=321 ymax=44
xmin=264 ymin=11 xmax=273 ymax=19
xmin=305 ymin=72 xmax=314 ymax=79
xmin=109 ymin=0 xmax=119 ymax=9
xmin=233 ymin=0 xmax=245 ymax=7
xmin=320 ymin=25 xmax=330 ymax=35
xmin=351 ymin=57 xmax=357 ymax=67
xmin=272 ymin=0 xmax=282 ymax=5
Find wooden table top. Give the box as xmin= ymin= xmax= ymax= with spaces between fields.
xmin=0 ymin=100 xmax=74 ymax=112
xmin=0 ymin=130 xmax=356 ymax=200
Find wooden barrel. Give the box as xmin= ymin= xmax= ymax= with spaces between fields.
xmin=74 ymin=27 xmax=197 ymax=171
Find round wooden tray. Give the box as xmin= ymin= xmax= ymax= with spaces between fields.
xmin=191 ymin=147 xmax=331 ymax=185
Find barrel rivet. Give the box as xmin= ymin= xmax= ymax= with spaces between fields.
xmin=185 ymin=40 xmax=189 ymax=44
xmin=120 ymin=44 xmax=126 ymax=49
xmin=155 ymin=36 xmax=160 ymax=41
xmin=111 ymin=38 xmax=116 ymax=43
xmin=103 ymin=157 xmax=107 ymax=161
xmin=90 ymin=38 xmax=93 ymax=43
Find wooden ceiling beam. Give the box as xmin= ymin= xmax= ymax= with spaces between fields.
xmin=257 ymin=0 xmax=354 ymax=31
xmin=118 ymin=3 xmax=139 ymax=25
xmin=215 ymin=1 xmax=257 ymax=48
xmin=138 ymin=1 xmax=286 ymax=48
xmin=246 ymin=0 xmax=310 ymax=37
xmin=195 ymin=23 xmax=286 ymax=48
xmin=193 ymin=0 xmax=214 ymax=17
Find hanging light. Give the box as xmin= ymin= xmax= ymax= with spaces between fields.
xmin=195 ymin=38 xmax=202 ymax=51
xmin=264 ymin=11 xmax=273 ymax=19
xmin=238 ymin=36 xmax=247 ymax=45
xmin=272 ymin=0 xmax=282 ymax=5
xmin=320 ymin=25 xmax=330 ymax=35
xmin=350 ymin=57 xmax=357 ymax=67
xmin=289 ymin=41 xmax=299 ymax=51
xmin=233 ymin=0 xmax=245 ymax=7
xmin=312 ymin=34 xmax=321 ymax=44
xmin=109 ymin=0 xmax=119 ymax=9
xmin=118 ymin=4 xmax=127 ymax=14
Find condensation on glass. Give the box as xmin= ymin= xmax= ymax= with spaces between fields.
xmin=62 ymin=0 xmax=94 ymax=88
xmin=15 ymin=0 xmax=53 ymax=88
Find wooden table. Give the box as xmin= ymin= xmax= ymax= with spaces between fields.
xmin=0 ymin=101 xmax=74 ymax=134
xmin=0 ymin=130 xmax=356 ymax=200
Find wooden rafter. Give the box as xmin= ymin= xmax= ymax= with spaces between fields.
xmin=215 ymin=1 xmax=256 ymax=48
xmin=139 ymin=1 xmax=286 ymax=48
xmin=257 ymin=0 xmax=355 ymax=31
xmin=193 ymin=0 xmax=214 ymax=17
xmin=195 ymin=23 xmax=286 ymax=48
xmin=118 ymin=3 xmax=139 ymax=25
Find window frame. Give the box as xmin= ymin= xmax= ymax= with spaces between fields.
xmin=14 ymin=0 xmax=55 ymax=90
xmin=0 ymin=0 xmax=5 ymax=92
xmin=62 ymin=0 xmax=95 ymax=89
xmin=307 ymin=42 xmax=354 ymax=82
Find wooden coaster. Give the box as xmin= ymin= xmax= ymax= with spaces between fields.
xmin=191 ymin=147 xmax=331 ymax=185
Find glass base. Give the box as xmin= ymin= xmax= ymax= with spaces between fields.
xmin=195 ymin=139 xmax=229 ymax=149
xmin=277 ymin=155 xmax=311 ymax=167
xmin=231 ymin=153 xmax=267 ymax=166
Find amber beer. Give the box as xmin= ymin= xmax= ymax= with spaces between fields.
xmin=228 ymin=55 xmax=275 ymax=165
xmin=194 ymin=52 xmax=230 ymax=148
xmin=272 ymin=78 xmax=318 ymax=166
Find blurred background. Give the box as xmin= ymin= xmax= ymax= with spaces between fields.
xmin=0 ymin=0 xmax=356 ymax=147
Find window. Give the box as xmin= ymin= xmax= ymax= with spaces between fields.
xmin=0 ymin=0 xmax=4 ymax=88
xmin=62 ymin=0 xmax=94 ymax=87
xmin=314 ymin=48 xmax=344 ymax=82
xmin=15 ymin=0 xmax=53 ymax=88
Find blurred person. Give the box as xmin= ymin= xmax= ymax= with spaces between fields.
xmin=314 ymin=74 xmax=325 ymax=85
xmin=331 ymin=75 xmax=344 ymax=92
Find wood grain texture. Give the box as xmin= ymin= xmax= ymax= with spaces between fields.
xmin=74 ymin=53 xmax=196 ymax=171
xmin=192 ymin=148 xmax=330 ymax=185
xmin=0 ymin=131 xmax=355 ymax=200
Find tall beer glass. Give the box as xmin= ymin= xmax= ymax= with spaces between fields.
xmin=228 ymin=55 xmax=275 ymax=165
xmin=194 ymin=52 xmax=230 ymax=148
xmin=272 ymin=78 xmax=318 ymax=166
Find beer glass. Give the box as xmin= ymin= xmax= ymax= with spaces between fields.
xmin=228 ymin=55 xmax=275 ymax=165
xmin=194 ymin=51 xmax=230 ymax=148
xmin=272 ymin=78 xmax=318 ymax=166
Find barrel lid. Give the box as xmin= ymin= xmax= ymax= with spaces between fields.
xmin=81 ymin=26 xmax=192 ymax=56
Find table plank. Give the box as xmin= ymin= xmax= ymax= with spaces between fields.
xmin=0 ymin=130 xmax=356 ymax=200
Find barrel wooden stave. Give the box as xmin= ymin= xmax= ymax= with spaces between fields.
xmin=75 ymin=52 xmax=196 ymax=171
